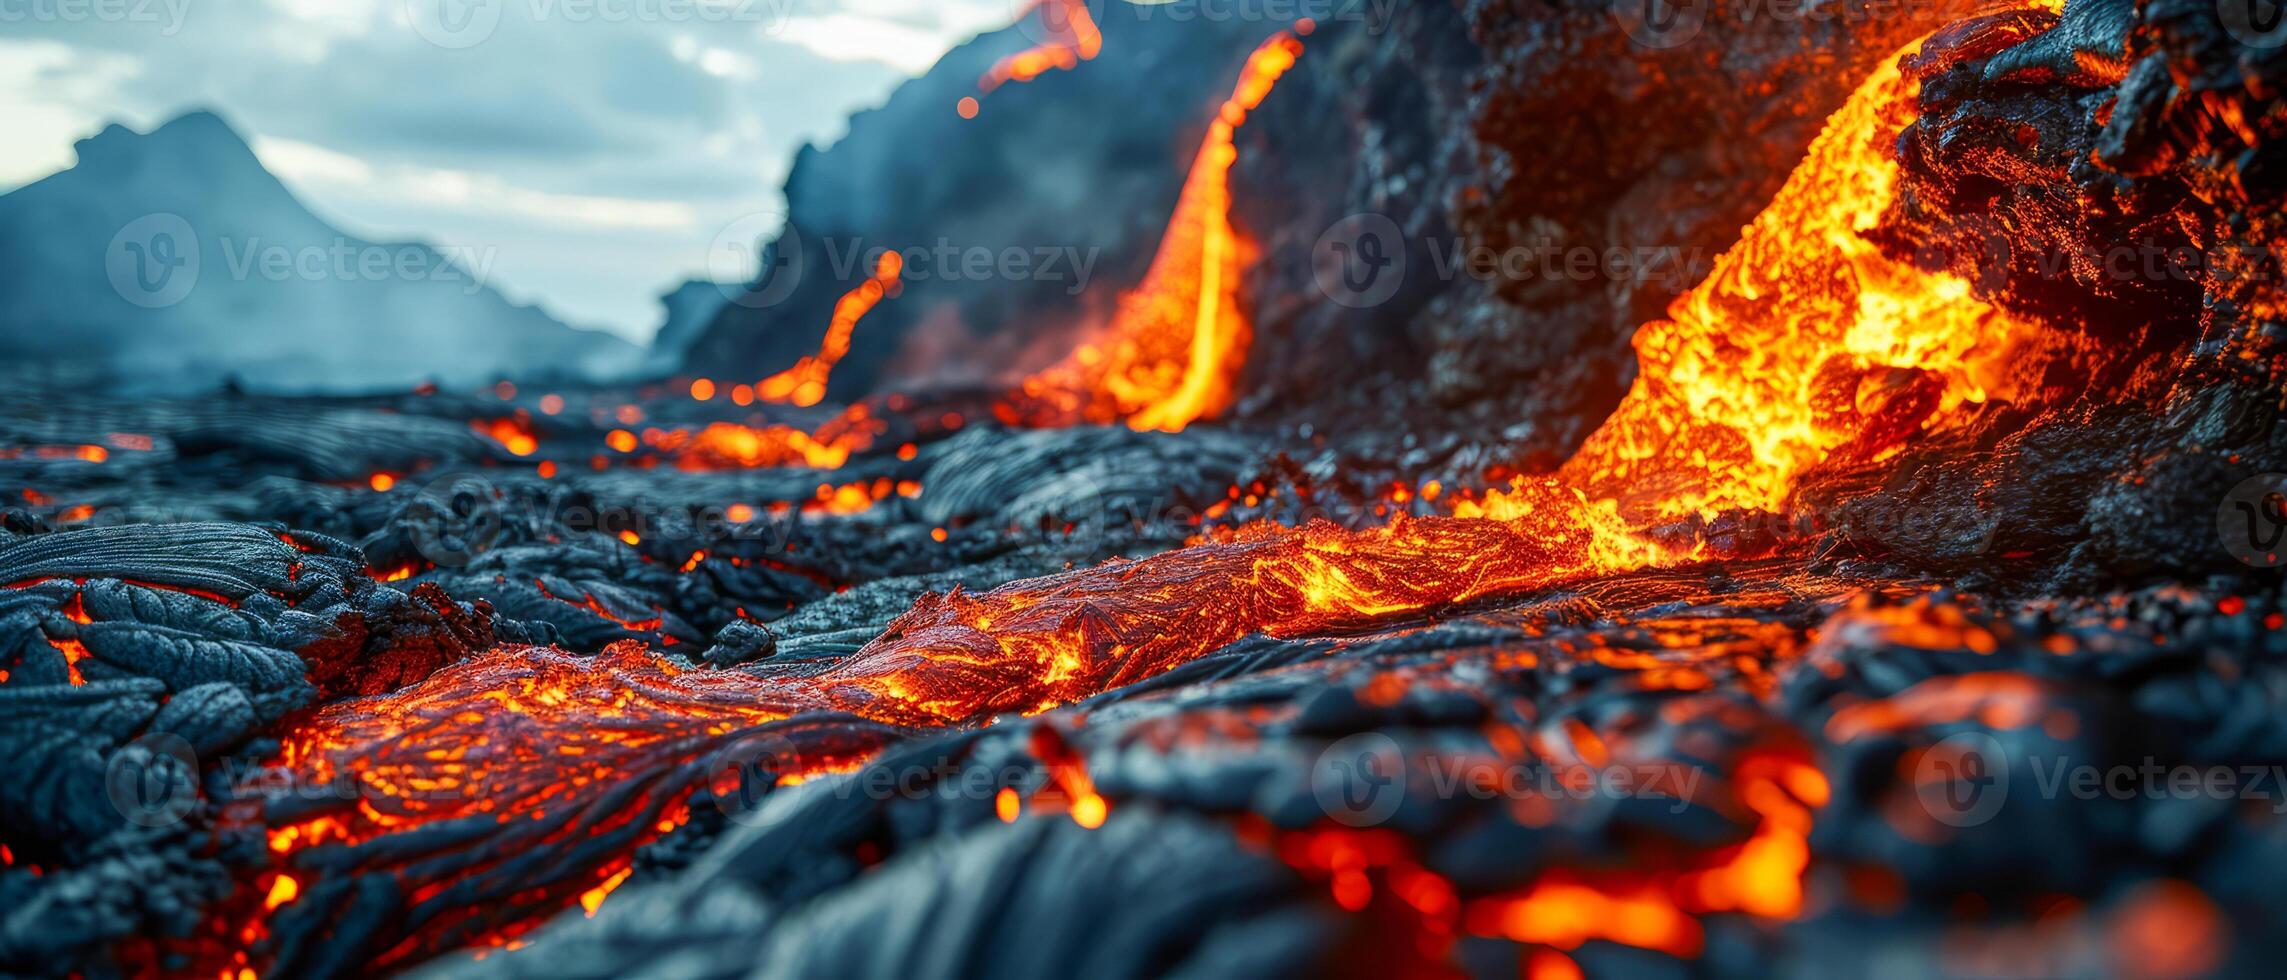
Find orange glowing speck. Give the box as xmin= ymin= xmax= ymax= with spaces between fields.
xmin=263 ymin=874 xmax=299 ymax=911
xmin=1071 ymin=792 xmax=1108 ymax=829
xmin=579 ymin=867 xmax=633 ymax=917
xmin=995 ymin=787 xmax=1020 ymax=823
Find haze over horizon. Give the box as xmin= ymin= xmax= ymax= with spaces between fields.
xmin=0 ymin=0 xmax=1018 ymax=343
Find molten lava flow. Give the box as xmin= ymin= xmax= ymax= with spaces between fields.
xmin=252 ymin=645 xmax=808 ymax=969
xmin=1010 ymin=31 xmax=1305 ymax=432
xmin=236 ymin=26 xmax=2059 ymax=972
xmin=978 ymin=0 xmax=1102 ymax=96
xmin=753 ymin=251 xmax=905 ymax=407
xmin=803 ymin=476 xmax=921 ymax=515
xmin=1462 ymin=752 xmax=1830 ymax=955
xmin=1557 ymin=53 xmax=2037 ymax=523
xmin=820 ymin=19 xmax=2042 ymax=845
xmin=924 ymin=39 xmax=2033 ymax=688
xmin=843 ymin=481 xmax=1660 ymax=719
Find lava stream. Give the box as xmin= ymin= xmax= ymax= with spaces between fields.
xmin=751 ymin=250 xmax=905 ymax=408
xmin=979 ymin=0 xmax=1103 ymax=95
xmin=1009 ymin=31 xmax=1306 ymax=432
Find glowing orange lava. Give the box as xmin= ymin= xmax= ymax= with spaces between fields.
xmin=1558 ymin=51 xmax=2037 ymax=522
xmin=648 ymin=403 xmax=884 ymax=471
xmin=1010 ymin=31 xmax=1305 ymax=432
xmin=240 ymin=26 xmax=2058 ymax=973
xmin=753 ymin=251 xmax=905 ymax=407
xmin=471 ymin=415 xmax=540 ymax=457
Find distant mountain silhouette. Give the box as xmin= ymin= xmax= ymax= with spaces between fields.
xmin=0 ymin=110 xmax=638 ymax=394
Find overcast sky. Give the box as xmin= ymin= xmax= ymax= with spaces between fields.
xmin=0 ymin=0 xmax=1016 ymax=342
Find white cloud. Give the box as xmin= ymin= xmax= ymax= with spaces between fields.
xmin=252 ymin=136 xmax=375 ymax=185
xmin=0 ymin=39 xmax=139 ymax=188
xmin=774 ymin=12 xmax=959 ymax=72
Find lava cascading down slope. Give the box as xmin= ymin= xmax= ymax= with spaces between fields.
xmin=911 ymin=39 xmax=2039 ymax=689
xmin=236 ymin=27 xmax=2059 ymax=973
xmin=1007 ymin=30 xmax=1307 ymax=432
xmin=749 ymin=251 xmax=906 ymax=408
xmin=649 ymin=253 xmax=906 ymax=471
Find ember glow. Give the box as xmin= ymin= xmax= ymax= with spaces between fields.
xmin=648 ymin=403 xmax=884 ymax=470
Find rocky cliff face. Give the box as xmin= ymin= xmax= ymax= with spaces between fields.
xmin=1226 ymin=0 xmax=2009 ymax=457
xmin=0 ymin=112 xmax=638 ymax=395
